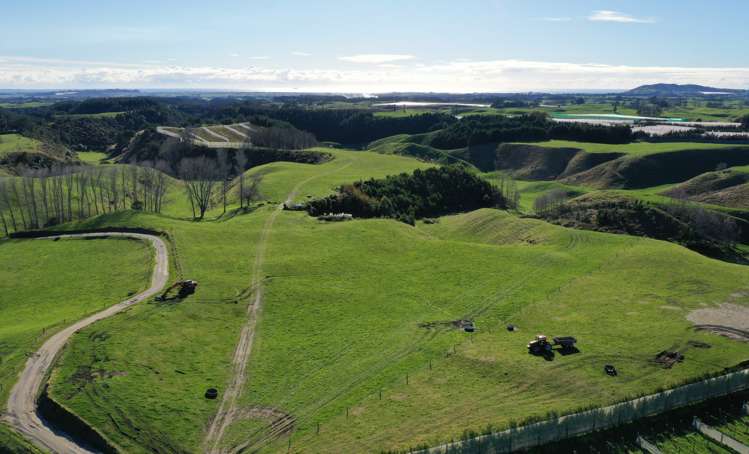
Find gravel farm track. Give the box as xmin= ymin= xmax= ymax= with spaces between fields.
xmin=2 ymin=232 xmax=169 ymax=454
xmin=204 ymin=159 xmax=355 ymax=453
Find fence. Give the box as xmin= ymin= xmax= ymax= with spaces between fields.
xmin=425 ymin=368 xmax=749 ymax=453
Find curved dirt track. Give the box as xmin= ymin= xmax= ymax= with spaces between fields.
xmin=2 ymin=232 xmax=169 ymax=454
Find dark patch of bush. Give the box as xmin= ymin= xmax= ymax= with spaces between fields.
xmin=307 ymin=166 xmax=510 ymax=224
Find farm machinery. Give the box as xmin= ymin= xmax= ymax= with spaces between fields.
xmin=156 ymin=280 xmax=198 ymax=301
xmin=527 ymin=334 xmax=577 ymax=355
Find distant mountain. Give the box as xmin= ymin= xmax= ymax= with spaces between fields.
xmin=625 ymin=83 xmax=746 ymax=96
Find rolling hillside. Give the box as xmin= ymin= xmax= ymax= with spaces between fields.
xmin=6 ymin=147 xmax=744 ymax=453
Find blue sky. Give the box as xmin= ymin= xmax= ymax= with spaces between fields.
xmin=1 ymin=0 xmax=748 ymax=91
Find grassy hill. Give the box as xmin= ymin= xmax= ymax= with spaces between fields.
xmin=515 ymin=140 xmax=744 ymax=156
xmin=0 ymin=134 xmax=42 ymax=156
xmin=0 ymin=133 xmax=75 ymax=174
xmin=24 ymin=148 xmax=431 ymax=452
xmin=662 ymin=168 xmax=749 ymax=209
xmin=4 ymin=146 xmax=749 ymax=453
xmin=0 ymin=237 xmax=151 ymax=452
xmin=231 ymin=209 xmax=748 ymax=452
xmin=43 ymin=203 xmax=749 ymax=452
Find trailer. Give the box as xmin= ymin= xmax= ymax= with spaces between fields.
xmin=527 ymin=334 xmax=577 ymax=355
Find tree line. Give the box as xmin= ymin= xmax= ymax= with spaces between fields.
xmin=429 ymin=113 xmax=633 ymax=149
xmin=307 ymin=166 xmax=517 ymax=225
xmin=0 ymin=164 xmax=169 ymax=236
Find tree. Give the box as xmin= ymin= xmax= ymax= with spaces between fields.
xmin=533 ymin=189 xmax=569 ymax=214
xmin=179 ymin=156 xmax=221 ymax=219
xmin=235 ymin=150 xmax=248 ymax=208
xmin=216 ymin=149 xmax=231 ymax=214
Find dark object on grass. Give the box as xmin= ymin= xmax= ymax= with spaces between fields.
xmin=463 ymin=321 xmax=475 ymax=332
xmin=205 ymin=388 xmax=218 ymax=399
xmin=604 ymin=365 xmax=618 ymax=376
xmin=687 ymin=340 xmax=711 ymax=349
xmin=156 ymin=280 xmax=198 ymax=301
xmin=507 ymin=324 xmax=516 ymax=332
xmin=655 ymin=350 xmax=685 ymax=368
xmin=553 ymin=336 xmax=577 ymax=350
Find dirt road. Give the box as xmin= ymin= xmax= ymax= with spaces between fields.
xmin=2 ymin=232 xmax=169 ymax=454
xmin=204 ymin=161 xmax=354 ymax=453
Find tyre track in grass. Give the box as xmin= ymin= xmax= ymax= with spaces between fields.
xmin=205 ymin=159 xmax=355 ymax=453
xmin=2 ymin=232 xmax=169 ymax=454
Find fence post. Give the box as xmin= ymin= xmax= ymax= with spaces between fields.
xmin=317 ymin=422 xmax=320 ymax=434
xmin=379 ymin=389 xmax=382 ymax=400
xmin=406 ymin=373 xmax=409 ymax=385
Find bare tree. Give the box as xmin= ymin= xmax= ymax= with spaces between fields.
xmin=216 ymin=150 xmax=231 ymax=214
xmin=235 ymin=150 xmax=248 ymax=209
xmin=534 ymin=189 xmax=569 ymax=215
xmin=179 ymin=156 xmax=221 ymax=219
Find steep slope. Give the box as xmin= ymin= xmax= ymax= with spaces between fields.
xmin=663 ymin=169 xmax=749 ymax=209
xmin=563 ymin=147 xmax=749 ymax=189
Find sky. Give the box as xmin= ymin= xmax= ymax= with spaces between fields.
xmin=1 ymin=0 xmax=748 ymax=92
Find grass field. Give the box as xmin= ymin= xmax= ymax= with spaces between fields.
xmin=224 ymin=208 xmax=749 ymax=453
xmin=0 ymin=134 xmax=42 ymax=156
xmin=0 ymin=424 xmax=44 ymax=453
xmin=0 ymin=102 xmax=51 ymax=109
xmin=34 ymin=148 xmax=431 ymax=451
xmin=245 ymin=147 xmax=433 ymax=204
xmin=76 ymin=151 xmax=109 ymax=164
xmin=514 ymin=140 xmax=747 ymax=156
xmin=0 ymin=237 xmax=152 ymax=451
xmin=54 ymin=111 xmax=126 ymax=119
xmin=6 ymin=147 xmax=749 ymax=453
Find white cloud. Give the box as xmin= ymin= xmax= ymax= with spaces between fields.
xmin=339 ymin=54 xmax=416 ymax=64
xmin=249 ymin=56 xmax=270 ymax=60
xmin=588 ymin=10 xmax=655 ymax=23
xmin=539 ymin=17 xmax=572 ymax=22
xmin=292 ymin=51 xmax=312 ymax=57
xmin=0 ymin=55 xmax=747 ymax=92
xmin=229 ymin=53 xmax=240 ymax=58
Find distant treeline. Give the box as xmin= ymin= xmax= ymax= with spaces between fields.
xmin=250 ymin=109 xmax=454 ymax=144
xmin=0 ymin=103 xmax=181 ymax=151
xmin=2 ymin=98 xmax=455 ymax=152
xmin=307 ymin=166 xmax=516 ymax=225
xmin=430 ymin=113 xmax=633 ymax=149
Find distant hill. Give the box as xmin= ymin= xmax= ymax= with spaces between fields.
xmin=625 ymin=83 xmax=746 ymax=96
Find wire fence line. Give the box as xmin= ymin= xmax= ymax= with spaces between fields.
xmin=422 ymin=368 xmax=749 ymax=453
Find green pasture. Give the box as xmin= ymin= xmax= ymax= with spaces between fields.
xmin=0 ymin=134 xmax=42 ymax=156
xmin=513 ymin=140 xmax=747 ymax=156
xmin=2 ymin=147 xmax=748 ymax=453
xmin=0 ymin=237 xmax=151 ymax=451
